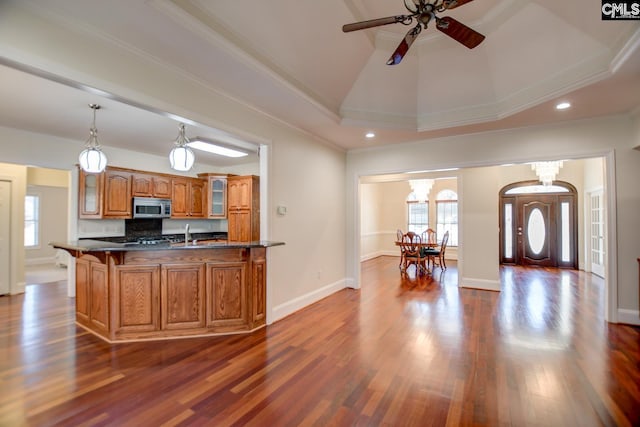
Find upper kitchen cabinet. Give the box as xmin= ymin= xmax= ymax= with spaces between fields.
xmin=227 ymin=175 xmax=259 ymax=242
xmin=198 ymin=173 xmax=228 ymax=219
xmin=171 ymin=177 xmax=206 ymax=218
xmin=132 ymin=173 xmax=171 ymax=199
xmin=78 ymin=167 xmax=132 ymax=219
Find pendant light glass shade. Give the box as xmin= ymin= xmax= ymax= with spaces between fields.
xmin=79 ymin=104 xmax=108 ymax=173
xmin=169 ymin=123 xmax=195 ymax=171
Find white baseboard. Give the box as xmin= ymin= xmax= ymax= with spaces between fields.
xmin=460 ymin=277 xmax=501 ymax=292
xmin=25 ymin=256 xmax=56 ymax=266
xmin=360 ymin=251 xmax=397 ymax=261
xmin=12 ymin=281 xmax=26 ymax=295
xmin=272 ymin=278 xmax=348 ymax=322
xmin=617 ymin=309 xmax=640 ymax=326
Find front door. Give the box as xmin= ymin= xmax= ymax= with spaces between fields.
xmin=500 ymin=181 xmax=577 ymax=269
xmin=519 ymin=196 xmax=556 ymax=267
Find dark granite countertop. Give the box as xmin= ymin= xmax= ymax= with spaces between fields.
xmin=51 ymin=239 xmax=284 ymax=252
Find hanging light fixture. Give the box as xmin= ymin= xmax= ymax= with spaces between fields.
xmin=409 ymin=179 xmax=434 ymax=202
xmin=78 ymin=104 xmax=108 ymax=173
xmin=169 ymin=123 xmax=195 ymax=171
xmin=531 ymin=161 xmax=564 ymax=186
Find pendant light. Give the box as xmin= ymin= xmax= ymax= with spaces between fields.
xmin=78 ymin=104 xmax=108 ymax=173
xmin=169 ymin=123 xmax=195 ymax=171
xmin=531 ymin=161 xmax=563 ymax=186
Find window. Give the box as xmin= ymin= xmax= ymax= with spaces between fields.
xmin=436 ymin=190 xmax=458 ymax=246
xmin=25 ymin=194 xmax=40 ymax=247
xmin=407 ymin=192 xmax=428 ymax=233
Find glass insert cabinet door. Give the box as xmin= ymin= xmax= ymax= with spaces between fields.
xmin=208 ymin=176 xmax=227 ymax=218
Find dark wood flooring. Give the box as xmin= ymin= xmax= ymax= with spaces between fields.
xmin=1 ymin=257 xmax=639 ymax=426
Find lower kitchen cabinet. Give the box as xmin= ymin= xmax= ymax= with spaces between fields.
xmin=69 ymin=247 xmax=268 ymax=342
xmin=161 ymin=263 xmax=206 ymax=331
xmin=206 ymin=262 xmax=247 ymax=330
xmin=112 ymin=264 xmax=161 ymax=336
xmin=76 ymin=255 xmax=110 ymax=336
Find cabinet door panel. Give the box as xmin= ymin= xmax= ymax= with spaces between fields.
xmin=189 ymin=180 xmax=206 ymax=218
xmin=171 ymin=178 xmax=189 ymax=217
xmin=89 ymin=262 xmax=109 ymax=333
xmin=104 ymin=171 xmax=132 ymax=217
xmin=114 ymin=265 xmax=160 ymax=334
xmin=152 ymin=176 xmax=171 ymax=198
xmin=161 ymin=264 xmax=205 ymax=330
xmin=251 ymin=255 xmax=266 ymax=326
xmin=206 ymin=262 xmax=247 ymax=328
xmin=132 ymin=174 xmax=153 ymax=197
xmin=75 ymin=258 xmax=90 ymax=322
xmin=78 ymin=170 xmax=103 ymax=218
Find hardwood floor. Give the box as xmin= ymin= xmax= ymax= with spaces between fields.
xmin=1 ymin=256 xmax=638 ymax=426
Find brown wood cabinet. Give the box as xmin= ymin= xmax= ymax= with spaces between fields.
xmin=75 ymin=255 xmax=109 ymax=336
xmin=198 ymin=173 xmax=228 ymax=218
xmin=206 ymin=261 xmax=247 ymax=330
xmin=78 ymin=167 xmax=132 ymax=219
xmin=113 ymin=264 xmax=161 ymax=335
xmin=171 ymin=177 xmax=206 ymax=218
xmin=65 ymin=246 xmax=269 ymax=342
xmin=227 ymin=175 xmax=260 ymax=242
xmin=161 ymin=263 xmax=206 ymax=330
xmin=103 ymin=169 xmax=132 ymax=217
xmin=132 ymin=173 xmax=171 ymax=199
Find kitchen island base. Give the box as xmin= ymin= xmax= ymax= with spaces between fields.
xmin=68 ymin=246 xmax=268 ymax=343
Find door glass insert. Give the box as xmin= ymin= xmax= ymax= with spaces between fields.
xmin=504 ymin=203 xmax=513 ymax=258
xmin=561 ymin=202 xmax=570 ymax=262
xmin=527 ymin=208 xmax=545 ymax=254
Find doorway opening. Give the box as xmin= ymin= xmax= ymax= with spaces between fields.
xmin=499 ymin=180 xmax=577 ymax=268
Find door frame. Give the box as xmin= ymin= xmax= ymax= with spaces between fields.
xmin=0 ymin=180 xmax=11 ymax=295
xmin=499 ymin=180 xmax=578 ymax=269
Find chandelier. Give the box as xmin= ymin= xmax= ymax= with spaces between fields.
xmin=78 ymin=104 xmax=108 ymax=173
xmin=531 ymin=161 xmax=563 ymax=186
xmin=409 ymin=179 xmax=434 ymax=202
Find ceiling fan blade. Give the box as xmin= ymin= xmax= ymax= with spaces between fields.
xmin=386 ymin=24 xmax=422 ymax=65
xmin=436 ymin=16 xmax=485 ymax=49
xmin=443 ymin=0 xmax=476 ymax=10
xmin=343 ymin=15 xmax=410 ymax=33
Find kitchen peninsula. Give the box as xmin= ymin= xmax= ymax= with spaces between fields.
xmin=52 ymin=239 xmax=284 ymax=343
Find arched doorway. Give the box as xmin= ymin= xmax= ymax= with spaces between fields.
xmin=499 ymin=180 xmax=578 ymax=269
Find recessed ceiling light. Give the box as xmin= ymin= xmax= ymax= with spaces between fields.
xmin=188 ymin=139 xmax=248 ymax=158
xmin=365 ymin=132 xmax=375 ymax=138
xmin=556 ymin=102 xmax=571 ymax=110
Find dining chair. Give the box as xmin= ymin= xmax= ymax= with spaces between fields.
xmin=397 ymin=229 xmax=405 ymax=269
xmin=423 ymin=231 xmax=449 ymax=270
xmin=421 ymin=228 xmax=437 ymax=248
xmin=399 ymin=231 xmax=427 ymax=274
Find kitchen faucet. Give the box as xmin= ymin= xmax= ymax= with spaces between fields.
xmin=185 ymin=223 xmax=190 ymax=244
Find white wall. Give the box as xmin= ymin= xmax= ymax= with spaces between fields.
xmin=347 ymin=116 xmax=640 ymax=324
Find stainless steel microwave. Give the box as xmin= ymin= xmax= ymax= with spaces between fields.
xmin=132 ymin=197 xmax=171 ymax=218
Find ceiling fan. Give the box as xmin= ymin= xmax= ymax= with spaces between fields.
xmin=343 ymin=0 xmax=485 ymax=65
